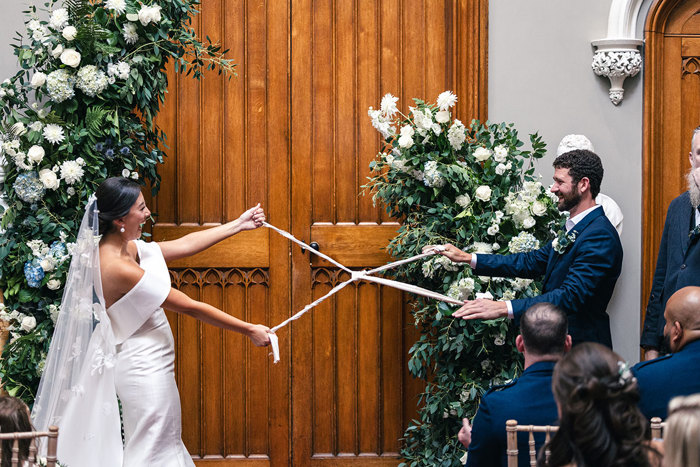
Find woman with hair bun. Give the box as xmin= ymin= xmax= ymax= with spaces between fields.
xmin=538 ymin=342 xmax=662 ymax=467
xmin=33 ymin=177 xmax=271 ymax=467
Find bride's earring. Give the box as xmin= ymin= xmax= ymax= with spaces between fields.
xmin=120 ymin=226 xmax=125 ymax=233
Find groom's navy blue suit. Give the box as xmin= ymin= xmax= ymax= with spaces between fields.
xmin=475 ymin=207 xmax=622 ymax=347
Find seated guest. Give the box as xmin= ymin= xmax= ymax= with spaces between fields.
xmin=539 ymin=342 xmax=661 ymax=467
xmin=633 ymin=286 xmax=700 ymax=419
xmin=461 ymin=302 xmax=571 ymax=467
xmin=663 ymin=394 xmax=700 ymax=467
xmin=0 ymin=396 xmax=33 ymax=467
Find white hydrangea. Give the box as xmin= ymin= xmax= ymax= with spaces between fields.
xmin=455 ymin=193 xmax=471 ymax=209
xmin=436 ymin=90 xmax=457 ymax=110
xmin=46 ymin=69 xmax=75 ymax=103
xmin=470 ymin=242 xmax=493 ymax=254
xmin=423 ymin=161 xmax=445 ymax=188
xmin=27 ymin=239 xmax=49 ymax=257
xmin=76 ymin=65 xmax=109 ymax=97
xmin=105 ymin=0 xmax=127 ymax=15
xmin=411 ymin=169 xmax=424 ymax=182
xmin=60 ymin=159 xmax=85 ymax=185
xmin=43 ymin=124 xmax=65 ymax=145
xmin=447 ymin=119 xmax=466 ymax=150
xmin=447 ymin=277 xmax=475 ymax=302
xmin=122 ymin=23 xmax=139 ymax=44
xmin=508 ymin=231 xmax=540 ymax=254
xmin=107 ymin=61 xmax=131 ymax=80
xmin=49 ymin=8 xmax=69 ymax=30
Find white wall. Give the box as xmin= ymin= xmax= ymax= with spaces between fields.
xmin=490 ymin=0 xmax=653 ymax=363
xmin=0 ymin=2 xmax=26 ymax=79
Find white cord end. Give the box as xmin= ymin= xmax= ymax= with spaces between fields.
xmin=269 ymin=332 xmax=280 ymax=364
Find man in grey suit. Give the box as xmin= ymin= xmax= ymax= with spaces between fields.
xmin=641 ymin=126 xmax=700 ymax=358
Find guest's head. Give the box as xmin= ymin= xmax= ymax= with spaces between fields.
xmin=551 ymin=149 xmax=603 ymax=212
xmin=663 ymin=286 xmax=700 ymax=353
xmin=538 ymin=342 xmax=659 ymax=467
xmin=96 ymin=177 xmax=150 ymax=239
xmin=0 ymin=396 xmax=32 ymax=467
xmin=689 ymin=126 xmax=700 ymax=208
xmin=664 ymin=393 xmax=700 ymax=467
xmin=516 ymin=303 xmax=571 ymax=366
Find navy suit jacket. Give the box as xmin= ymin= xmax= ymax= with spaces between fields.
xmin=475 ymin=207 xmax=623 ymax=347
xmin=466 ymin=361 xmax=558 ymax=467
xmin=641 ymin=192 xmax=700 ymax=349
xmin=632 ymin=339 xmax=700 ymax=419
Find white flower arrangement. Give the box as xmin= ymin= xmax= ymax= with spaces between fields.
xmin=59 ymin=159 xmax=85 ymax=185
xmin=76 ymin=65 xmax=109 ymax=97
xmin=43 ymin=124 xmax=65 ymax=144
xmin=46 ymin=69 xmax=75 ymax=102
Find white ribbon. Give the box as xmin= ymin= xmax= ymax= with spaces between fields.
xmin=263 ymin=222 xmax=460 ymax=363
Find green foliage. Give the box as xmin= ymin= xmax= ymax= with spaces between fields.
xmin=0 ymin=0 xmax=236 ymax=404
xmin=365 ymin=94 xmax=565 ymax=465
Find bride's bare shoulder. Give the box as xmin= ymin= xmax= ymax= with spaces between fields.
xmin=100 ymin=245 xmax=144 ymax=294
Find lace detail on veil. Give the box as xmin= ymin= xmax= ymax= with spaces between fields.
xmin=32 ymin=195 xmax=123 ymax=466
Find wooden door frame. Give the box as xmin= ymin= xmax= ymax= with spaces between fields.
xmin=642 ymin=0 xmax=693 ymax=350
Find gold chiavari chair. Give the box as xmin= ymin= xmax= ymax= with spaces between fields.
xmin=505 ymin=419 xmax=558 ymax=467
xmin=0 ymin=426 xmax=58 ymax=467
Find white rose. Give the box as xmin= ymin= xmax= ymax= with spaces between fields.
xmin=474 ymin=147 xmax=491 ymax=162
xmin=139 ymin=5 xmax=162 ymax=25
xmin=51 ymin=44 xmax=64 ymax=58
xmin=400 ymin=125 xmax=414 ymax=138
xmin=27 ymin=145 xmax=45 ymax=163
xmin=487 ymin=224 xmax=499 ymax=236
xmin=475 ymin=185 xmax=492 ymax=202
xmin=60 ymin=48 xmax=81 ymax=68
xmin=62 ymin=26 xmax=77 ymax=41
xmin=40 ymin=256 xmax=56 ymax=272
xmin=398 ymin=134 xmax=414 ymax=149
xmin=495 ymin=163 xmax=507 ymax=175
xmin=494 ymin=145 xmax=508 ymax=162
xmin=39 ymin=168 xmax=60 ymax=190
xmin=475 ymin=291 xmax=494 ymax=300
xmin=435 ymin=110 xmax=450 ymax=124
xmin=31 ymin=72 xmax=47 ymax=88
xmin=531 ymin=201 xmax=547 ymax=216
xmin=522 ymin=216 xmax=536 ymax=229
xmin=121 ymin=168 xmax=130 ymax=178
xmin=11 ymin=122 xmax=27 ymax=136
xmin=46 ymin=279 xmax=61 ymax=290
xmin=20 ymin=316 xmax=36 ymax=332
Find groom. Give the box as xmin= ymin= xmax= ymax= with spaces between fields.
xmin=426 ymin=149 xmax=623 ymax=347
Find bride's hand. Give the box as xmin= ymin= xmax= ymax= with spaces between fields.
xmin=237 ymin=203 xmax=266 ymax=231
xmin=247 ymin=324 xmax=272 ymax=347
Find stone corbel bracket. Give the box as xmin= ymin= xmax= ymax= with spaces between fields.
xmin=591 ymin=0 xmax=646 ymax=105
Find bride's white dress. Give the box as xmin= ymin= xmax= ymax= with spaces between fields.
xmin=107 ymin=240 xmax=195 ymax=467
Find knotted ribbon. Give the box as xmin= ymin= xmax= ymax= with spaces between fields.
xmin=263 ymin=222 xmax=463 ymax=363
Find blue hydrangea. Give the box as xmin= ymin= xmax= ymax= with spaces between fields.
xmin=13 ymin=172 xmax=45 ymax=203
xmin=24 ymin=259 xmax=44 ymax=288
xmin=119 ymin=146 xmax=130 ymax=155
xmin=49 ymin=241 xmax=67 ymax=257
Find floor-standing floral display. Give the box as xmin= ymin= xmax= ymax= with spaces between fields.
xmin=0 ymin=0 xmax=235 ymax=403
xmin=366 ymin=92 xmax=565 ymax=465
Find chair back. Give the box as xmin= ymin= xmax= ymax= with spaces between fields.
xmin=650 ymin=416 xmax=665 ymax=440
xmin=506 ymin=419 xmax=558 ymax=467
xmin=0 ymin=426 xmax=58 ymax=467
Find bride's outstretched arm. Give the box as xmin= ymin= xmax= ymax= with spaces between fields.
xmin=157 ymin=204 xmax=266 ymax=262
xmin=162 ymin=287 xmax=271 ymax=347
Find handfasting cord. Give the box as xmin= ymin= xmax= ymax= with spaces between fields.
xmin=262 ymin=222 xmax=463 ymax=363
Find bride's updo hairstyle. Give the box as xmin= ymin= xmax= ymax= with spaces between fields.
xmin=95 ymin=177 xmax=142 ymax=235
xmin=538 ymin=342 xmax=659 ymax=467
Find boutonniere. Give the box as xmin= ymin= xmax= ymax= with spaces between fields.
xmin=552 ymin=230 xmax=578 ymax=254
xmin=690 ymin=224 xmax=700 ymax=241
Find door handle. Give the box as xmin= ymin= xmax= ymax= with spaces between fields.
xmin=302 ymin=242 xmax=320 ymax=254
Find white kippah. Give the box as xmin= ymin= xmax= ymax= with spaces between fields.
xmin=557 ymin=134 xmax=595 ymax=156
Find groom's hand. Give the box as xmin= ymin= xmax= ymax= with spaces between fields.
xmin=453 ymin=299 xmax=508 ymax=320
xmin=422 ymin=243 xmax=472 ymax=264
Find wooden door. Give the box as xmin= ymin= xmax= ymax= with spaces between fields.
xmin=150 ymin=1 xmax=487 ymax=465
xmin=643 ymin=0 xmax=700 ymax=333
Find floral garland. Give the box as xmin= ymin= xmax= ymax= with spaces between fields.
xmin=0 ymin=0 xmax=235 ymax=403
xmin=365 ymin=91 xmax=566 ymax=465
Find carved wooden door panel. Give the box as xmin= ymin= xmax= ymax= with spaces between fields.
xmin=150 ymin=1 xmax=487 ymax=465
xmin=643 ymin=1 xmax=700 ymax=329
xmin=289 ymin=1 xmax=486 ymax=464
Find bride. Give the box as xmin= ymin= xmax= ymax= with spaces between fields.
xmin=32 ymin=177 xmax=271 ymax=466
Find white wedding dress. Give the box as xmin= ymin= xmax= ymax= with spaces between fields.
xmin=108 ymin=240 xmax=195 ymax=467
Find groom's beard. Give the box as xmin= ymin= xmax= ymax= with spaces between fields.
xmin=688 ymin=168 xmax=700 ymax=209
xmin=557 ymin=187 xmax=582 ymax=212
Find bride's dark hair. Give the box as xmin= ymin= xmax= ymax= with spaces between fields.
xmin=95 ymin=177 xmax=142 ymax=235
xmin=538 ymin=342 xmax=659 ymax=467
